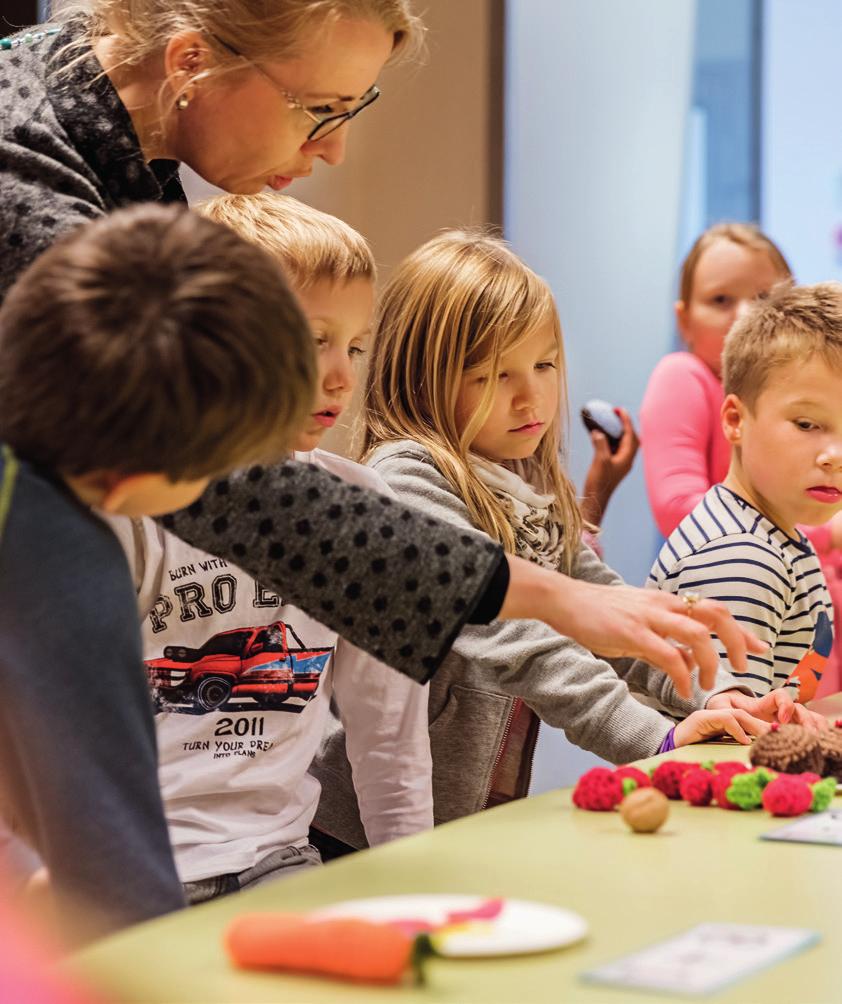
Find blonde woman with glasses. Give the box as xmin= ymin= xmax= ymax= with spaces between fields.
xmin=0 ymin=0 xmax=762 ymax=715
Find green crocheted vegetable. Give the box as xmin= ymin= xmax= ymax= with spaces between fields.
xmin=725 ymin=770 xmax=767 ymax=810
xmin=810 ymin=776 xmax=836 ymax=813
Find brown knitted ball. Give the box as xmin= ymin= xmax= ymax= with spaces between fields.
xmin=750 ymin=724 xmax=824 ymax=775
xmin=817 ymin=727 xmax=842 ymax=780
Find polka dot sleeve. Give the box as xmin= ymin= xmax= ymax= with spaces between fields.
xmin=160 ymin=461 xmax=506 ymax=683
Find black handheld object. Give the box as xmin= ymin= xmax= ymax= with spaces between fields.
xmin=581 ymin=399 xmax=624 ymax=454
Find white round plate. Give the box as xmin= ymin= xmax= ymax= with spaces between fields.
xmin=315 ymin=894 xmax=588 ymax=957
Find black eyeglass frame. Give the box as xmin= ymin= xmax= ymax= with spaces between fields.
xmin=210 ymin=35 xmax=381 ymax=141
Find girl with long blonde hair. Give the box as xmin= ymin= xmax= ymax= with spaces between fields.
xmin=365 ymin=227 xmax=583 ymax=572
xmin=312 ymin=230 xmax=784 ymax=843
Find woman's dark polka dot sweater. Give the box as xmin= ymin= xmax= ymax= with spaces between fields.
xmin=162 ymin=462 xmax=507 ymax=682
xmin=0 ymin=22 xmax=508 ymax=681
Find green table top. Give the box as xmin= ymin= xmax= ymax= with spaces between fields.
xmin=72 ymin=693 xmax=842 ymax=1003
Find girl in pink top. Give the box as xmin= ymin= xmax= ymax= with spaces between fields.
xmin=641 ymin=223 xmax=842 ymax=694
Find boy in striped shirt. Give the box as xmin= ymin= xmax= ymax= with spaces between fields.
xmin=649 ymin=282 xmax=842 ymax=708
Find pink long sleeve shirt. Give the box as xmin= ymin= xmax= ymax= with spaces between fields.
xmin=640 ymin=352 xmax=730 ymax=537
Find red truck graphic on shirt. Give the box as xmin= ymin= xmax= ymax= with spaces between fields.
xmin=145 ymin=621 xmax=333 ymax=712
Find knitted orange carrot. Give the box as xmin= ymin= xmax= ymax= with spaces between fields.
xmin=225 ymin=913 xmax=432 ymax=985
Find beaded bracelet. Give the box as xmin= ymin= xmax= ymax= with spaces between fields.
xmin=0 ymin=27 xmax=61 ymax=51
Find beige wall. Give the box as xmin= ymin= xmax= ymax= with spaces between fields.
xmin=184 ymin=0 xmax=502 ymax=456
xmin=292 ymin=0 xmax=501 ymax=269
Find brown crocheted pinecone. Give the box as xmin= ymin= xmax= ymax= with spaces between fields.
xmin=817 ymin=727 xmax=842 ymax=780
xmin=750 ymin=724 xmax=824 ymax=775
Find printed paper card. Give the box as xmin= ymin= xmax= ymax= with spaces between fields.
xmin=762 ymin=809 xmax=842 ymax=846
xmin=582 ymin=923 xmax=819 ymax=996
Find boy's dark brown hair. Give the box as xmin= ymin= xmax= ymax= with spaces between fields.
xmin=0 ymin=204 xmax=315 ymax=480
xmin=723 ymin=280 xmax=842 ymax=409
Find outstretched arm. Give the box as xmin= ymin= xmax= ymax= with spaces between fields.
xmin=501 ymin=557 xmax=761 ymax=699
xmin=163 ymin=460 xmax=763 ymax=695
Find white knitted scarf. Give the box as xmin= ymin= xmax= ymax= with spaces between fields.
xmin=470 ymin=455 xmax=564 ymax=570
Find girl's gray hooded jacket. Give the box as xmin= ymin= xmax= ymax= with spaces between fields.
xmin=311 ymin=440 xmax=745 ymax=844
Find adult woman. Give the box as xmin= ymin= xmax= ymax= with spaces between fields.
xmin=0 ymin=3 xmax=757 ymax=692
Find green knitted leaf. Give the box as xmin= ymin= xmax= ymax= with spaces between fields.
xmin=810 ymin=777 xmax=836 ymax=813
xmin=621 ymin=777 xmax=638 ymax=797
xmin=725 ymin=772 xmax=765 ymax=810
xmin=753 ymin=767 xmax=776 ymax=789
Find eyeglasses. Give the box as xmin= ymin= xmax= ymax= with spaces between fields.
xmin=262 ymin=76 xmax=380 ymax=142
xmin=212 ymin=35 xmax=381 ymax=142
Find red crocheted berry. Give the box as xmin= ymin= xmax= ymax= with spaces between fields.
xmin=679 ymin=767 xmax=714 ymax=806
xmin=572 ymin=768 xmax=624 ymax=811
xmin=651 ymin=761 xmax=697 ymax=800
xmin=834 ymin=719 xmax=842 ymax=729
xmin=712 ymin=772 xmax=745 ymax=810
xmin=762 ymin=776 xmax=813 ymax=817
xmin=713 ymin=761 xmax=749 ymax=778
xmin=614 ymin=766 xmax=651 ymax=791
xmin=799 ymin=772 xmax=821 ymax=785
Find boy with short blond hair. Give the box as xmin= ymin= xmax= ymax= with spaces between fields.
xmin=649 ymin=282 xmax=842 ymax=707
xmin=0 ymin=203 xmax=315 ymax=940
xmin=200 ymin=192 xmax=374 ymax=292
xmin=119 ymin=194 xmax=432 ymax=902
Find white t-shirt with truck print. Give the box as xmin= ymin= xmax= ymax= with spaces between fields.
xmin=110 ymin=451 xmax=433 ymax=882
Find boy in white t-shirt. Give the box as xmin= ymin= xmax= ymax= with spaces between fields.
xmin=116 ymin=195 xmax=432 ymax=902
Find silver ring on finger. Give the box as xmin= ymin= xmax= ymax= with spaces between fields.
xmin=681 ymin=591 xmax=702 ymax=617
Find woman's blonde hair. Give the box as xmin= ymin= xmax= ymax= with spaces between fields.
xmin=364 ymin=229 xmax=583 ymax=572
xmin=56 ymin=0 xmax=424 ymax=77
xmin=197 ymin=193 xmax=375 ymax=290
xmin=679 ymin=222 xmax=792 ymax=304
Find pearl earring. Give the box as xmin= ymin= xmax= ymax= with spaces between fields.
xmin=176 ymin=94 xmax=190 ymax=110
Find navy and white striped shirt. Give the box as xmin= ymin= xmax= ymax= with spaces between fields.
xmin=648 ymin=485 xmax=833 ymax=699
